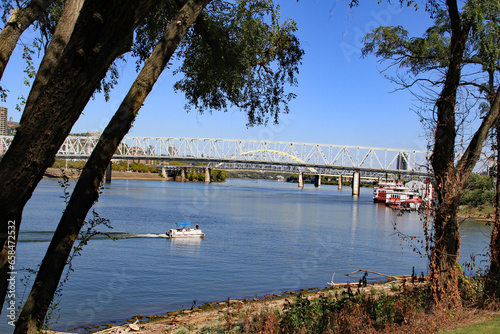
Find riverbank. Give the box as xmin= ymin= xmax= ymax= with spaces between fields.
xmin=46 ymin=279 xmax=500 ymax=334
xmin=458 ymin=205 xmax=496 ymax=222
xmin=58 ymin=280 xmax=412 ymax=333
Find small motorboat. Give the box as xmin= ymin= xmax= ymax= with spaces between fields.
xmin=166 ymin=222 xmax=205 ymax=238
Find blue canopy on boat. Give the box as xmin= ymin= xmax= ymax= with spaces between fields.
xmin=177 ymin=222 xmax=191 ymax=226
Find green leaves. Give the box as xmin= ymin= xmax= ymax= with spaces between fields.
xmin=362 ymin=24 xmax=450 ymax=76
xmin=362 ymin=1 xmax=500 ymax=86
xmin=173 ymin=0 xmax=303 ymax=126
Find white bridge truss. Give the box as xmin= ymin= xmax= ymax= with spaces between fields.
xmin=0 ymin=136 xmax=431 ymax=175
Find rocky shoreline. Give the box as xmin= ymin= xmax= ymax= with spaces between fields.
xmin=50 ymin=279 xmax=413 ymax=334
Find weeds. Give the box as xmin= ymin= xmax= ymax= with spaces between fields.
xmin=195 ymin=274 xmax=498 ymax=333
xmin=200 ymin=282 xmax=444 ymax=333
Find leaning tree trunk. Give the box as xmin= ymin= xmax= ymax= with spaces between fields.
xmin=14 ymin=1 xmax=211 ymax=332
xmin=0 ymin=0 xmax=155 ymax=316
xmin=0 ymin=0 xmax=55 ymax=81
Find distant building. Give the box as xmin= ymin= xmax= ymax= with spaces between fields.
xmin=168 ymin=145 xmax=178 ymax=156
xmin=127 ymin=146 xmax=150 ymax=164
xmin=7 ymin=117 xmax=19 ymax=135
xmin=397 ymin=152 xmax=409 ymax=171
xmin=0 ymin=106 xmax=7 ymax=135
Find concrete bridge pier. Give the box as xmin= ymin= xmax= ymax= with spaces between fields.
xmin=314 ymin=174 xmax=321 ymax=187
xmin=105 ymin=162 xmax=112 ymax=183
xmin=352 ymin=171 xmax=360 ymax=196
xmin=161 ymin=167 xmax=167 ymax=178
xmin=338 ymin=175 xmax=343 ymax=191
xmin=298 ymin=172 xmax=304 ymax=189
xmin=205 ymin=168 xmax=211 ymax=184
xmin=181 ymin=167 xmax=188 ymax=181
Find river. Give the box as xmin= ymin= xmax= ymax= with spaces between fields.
xmin=1 ymin=178 xmax=492 ymax=332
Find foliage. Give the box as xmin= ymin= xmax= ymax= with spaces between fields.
xmin=52 ymin=159 xmax=86 ymax=169
xmin=201 ymin=284 xmax=444 ymax=333
xmin=362 ymin=0 xmax=500 ymax=138
xmin=131 ymin=0 xmax=304 ymax=126
xmin=128 ymin=162 xmax=157 ymax=173
xmin=187 ymin=171 xmax=205 ymax=181
xmin=114 ymin=161 xmax=157 ymax=173
xmin=173 ymin=0 xmax=303 ymax=126
xmin=212 ymin=169 xmax=226 ymax=182
xmin=186 ymin=169 xmax=226 ymax=182
xmin=361 ymin=0 xmax=500 ymax=307
xmin=460 ymin=173 xmax=495 ymax=207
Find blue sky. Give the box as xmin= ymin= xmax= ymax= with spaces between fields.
xmin=1 ymin=1 xmax=435 ymax=151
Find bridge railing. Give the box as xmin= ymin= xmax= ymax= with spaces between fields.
xmin=0 ymin=136 xmax=432 ymax=175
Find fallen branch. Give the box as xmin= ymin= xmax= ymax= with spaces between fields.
xmin=345 ymin=268 xmax=403 ymax=280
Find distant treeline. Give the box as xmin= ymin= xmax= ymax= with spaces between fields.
xmin=51 ymin=159 xmax=227 ymax=182
xmin=460 ymin=173 xmax=495 ymax=207
xmin=52 ymin=159 xmax=157 ymax=173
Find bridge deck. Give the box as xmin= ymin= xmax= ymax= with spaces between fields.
xmin=0 ymin=136 xmax=431 ymax=175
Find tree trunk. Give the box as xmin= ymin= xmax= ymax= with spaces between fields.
xmin=429 ymin=0 xmax=470 ymax=308
xmin=0 ymin=0 xmax=154 ymax=316
xmin=431 ymin=75 xmax=500 ymax=308
xmin=0 ymin=0 xmax=55 ymax=81
xmin=488 ymin=120 xmax=500 ymax=295
xmin=14 ymin=1 xmax=210 ymax=332
xmin=429 ymin=175 xmax=462 ymax=307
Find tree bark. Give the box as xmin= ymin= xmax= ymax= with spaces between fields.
xmin=0 ymin=0 xmax=55 ymax=81
xmin=431 ymin=65 xmax=500 ymax=309
xmin=14 ymin=1 xmax=210 ymax=332
xmin=489 ymin=119 xmax=500 ymax=296
xmin=429 ymin=0 xmax=471 ymax=308
xmin=0 ymin=0 xmax=154 ymax=316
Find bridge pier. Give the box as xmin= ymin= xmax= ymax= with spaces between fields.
xmin=105 ymin=162 xmax=112 ymax=183
xmin=352 ymin=171 xmax=360 ymax=196
xmin=161 ymin=167 xmax=167 ymax=178
xmin=314 ymin=174 xmax=321 ymax=187
xmin=181 ymin=167 xmax=187 ymax=181
xmin=338 ymin=175 xmax=343 ymax=191
xmin=205 ymin=168 xmax=211 ymax=184
xmin=298 ymin=172 xmax=304 ymax=189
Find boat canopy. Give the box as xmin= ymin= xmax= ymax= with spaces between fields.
xmin=177 ymin=222 xmax=191 ymax=226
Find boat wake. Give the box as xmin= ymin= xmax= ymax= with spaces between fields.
xmin=19 ymin=231 xmax=168 ymax=242
xmin=115 ymin=233 xmax=169 ymax=239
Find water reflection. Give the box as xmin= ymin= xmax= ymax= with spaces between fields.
xmin=169 ymin=237 xmax=203 ymax=255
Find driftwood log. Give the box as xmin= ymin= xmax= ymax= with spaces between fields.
xmin=327 ymin=268 xmax=413 ymax=286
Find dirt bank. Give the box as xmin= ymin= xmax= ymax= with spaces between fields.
xmin=56 ymin=280 xmax=417 ymax=334
xmin=45 ymin=278 xmax=500 ymax=334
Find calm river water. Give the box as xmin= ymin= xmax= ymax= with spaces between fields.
xmin=1 ymin=178 xmax=492 ymax=332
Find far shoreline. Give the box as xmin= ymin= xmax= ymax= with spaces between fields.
xmin=44 ymin=168 xmax=165 ymax=181
xmin=43 ymin=168 xmax=496 ymax=223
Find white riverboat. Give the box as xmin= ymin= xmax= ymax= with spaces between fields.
xmin=166 ymin=222 xmax=205 ymax=238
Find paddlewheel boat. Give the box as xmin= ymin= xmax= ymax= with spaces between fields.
xmin=385 ymin=190 xmax=423 ymax=210
xmin=373 ymin=179 xmax=407 ymax=203
xmin=166 ymin=222 xmax=205 ymax=238
xmin=373 ymin=179 xmax=433 ymax=211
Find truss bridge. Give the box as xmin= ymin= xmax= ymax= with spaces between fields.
xmin=0 ymin=135 xmax=431 ymax=194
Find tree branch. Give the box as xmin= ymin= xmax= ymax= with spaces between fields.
xmin=0 ymin=0 xmax=55 ymax=81
xmin=456 ymin=85 xmax=500 ymax=181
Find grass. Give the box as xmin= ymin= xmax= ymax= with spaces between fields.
xmin=440 ymin=315 xmax=500 ymax=333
